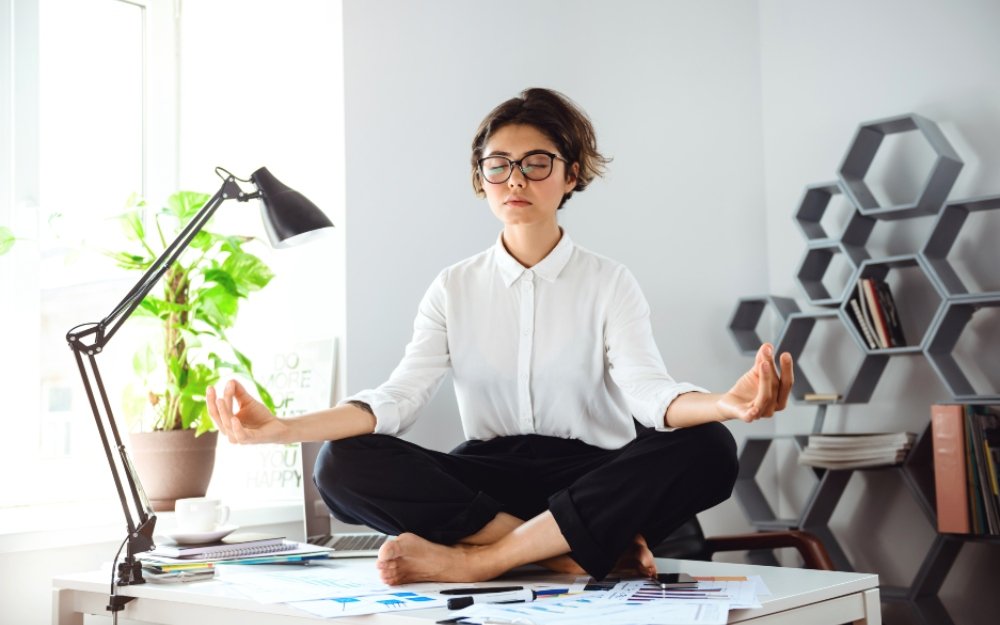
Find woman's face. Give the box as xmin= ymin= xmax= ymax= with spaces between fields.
xmin=479 ymin=124 xmax=578 ymax=228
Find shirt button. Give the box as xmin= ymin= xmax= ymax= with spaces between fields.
xmin=524 ymin=270 xmax=534 ymax=280
xmin=521 ymin=373 xmax=529 ymax=381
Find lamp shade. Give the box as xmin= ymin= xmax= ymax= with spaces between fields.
xmin=251 ymin=166 xmax=334 ymax=248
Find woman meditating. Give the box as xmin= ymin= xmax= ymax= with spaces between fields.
xmin=207 ymin=87 xmax=793 ymax=585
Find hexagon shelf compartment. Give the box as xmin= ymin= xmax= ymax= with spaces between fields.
xmin=840 ymin=254 xmax=946 ymax=355
xmin=795 ymin=241 xmax=868 ymax=307
xmin=794 ymin=180 xmax=876 ymax=246
xmin=922 ymin=193 xmax=1000 ymax=298
xmin=775 ymin=310 xmax=888 ymax=404
xmin=838 ymin=113 xmax=963 ymax=220
xmin=727 ymin=296 xmax=800 ymax=356
xmin=925 ymin=294 xmax=1000 ymax=403
xmin=730 ymin=111 xmax=999 ymax=624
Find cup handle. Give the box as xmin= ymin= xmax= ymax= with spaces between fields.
xmin=217 ymin=505 xmax=231 ymax=527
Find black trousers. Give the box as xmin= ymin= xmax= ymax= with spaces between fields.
xmin=313 ymin=421 xmax=738 ymax=580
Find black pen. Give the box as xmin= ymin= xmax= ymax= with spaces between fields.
xmin=439 ymin=585 xmax=524 ymax=595
xmin=446 ymin=589 xmax=536 ymax=610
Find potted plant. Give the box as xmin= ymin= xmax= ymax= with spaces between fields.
xmin=110 ymin=191 xmax=276 ymax=511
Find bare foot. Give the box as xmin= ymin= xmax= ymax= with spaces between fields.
xmin=377 ymin=533 xmax=500 ymax=585
xmin=613 ymin=535 xmax=657 ymax=577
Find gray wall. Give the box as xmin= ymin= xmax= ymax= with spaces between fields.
xmin=342 ymin=0 xmax=769 ymax=537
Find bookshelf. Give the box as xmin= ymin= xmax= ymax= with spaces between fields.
xmin=727 ymin=113 xmax=1000 ymax=625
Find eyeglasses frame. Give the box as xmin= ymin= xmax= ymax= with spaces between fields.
xmin=477 ymin=150 xmax=569 ymax=184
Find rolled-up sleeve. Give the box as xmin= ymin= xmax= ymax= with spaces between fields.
xmin=340 ymin=271 xmax=451 ymax=436
xmin=604 ymin=267 xmax=707 ymax=430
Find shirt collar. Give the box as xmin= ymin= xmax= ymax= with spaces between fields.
xmin=494 ymin=229 xmax=575 ymax=287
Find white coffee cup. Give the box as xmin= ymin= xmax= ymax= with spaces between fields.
xmin=174 ymin=497 xmax=230 ymax=532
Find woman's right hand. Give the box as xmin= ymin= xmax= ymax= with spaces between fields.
xmin=207 ymin=380 xmax=290 ymax=445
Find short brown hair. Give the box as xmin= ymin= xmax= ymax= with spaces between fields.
xmin=471 ymin=88 xmax=611 ymax=209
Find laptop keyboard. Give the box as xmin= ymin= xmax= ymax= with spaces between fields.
xmin=313 ymin=532 xmax=389 ymax=551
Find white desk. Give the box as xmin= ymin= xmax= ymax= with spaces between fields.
xmin=53 ymin=557 xmax=881 ymax=625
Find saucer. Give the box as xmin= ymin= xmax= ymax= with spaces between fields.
xmin=165 ymin=524 xmax=238 ymax=545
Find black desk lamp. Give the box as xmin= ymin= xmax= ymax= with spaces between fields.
xmin=66 ymin=167 xmax=333 ymax=610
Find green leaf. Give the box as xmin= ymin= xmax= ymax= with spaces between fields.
xmin=137 ymin=298 xmax=163 ymax=318
xmin=194 ymin=412 xmax=215 ymax=435
xmin=232 ymin=347 xmax=254 ymax=373
xmin=0 ymin=226 xmax=15 ymax=256
xmin=179 ymin=393 xmax=201 ymax=430
xmin=105 ymin=250 xmax=151 ymax=271
xmin=222 ymin=252 xmax=274 ymax=293
xmin=254 ymin=380 xmax=276 ymax=412
xmin=195 ymin=284 xmax=239 ymax=329
xmin=165 ymin=191 xmax=211 ymax=221
xmin=202 ymin=268 xmax=241 ymax=296
xmin=190 ymin=230 xmax=214 ymax=251
xmin=117 ymin=209 xmax=145 ymax=242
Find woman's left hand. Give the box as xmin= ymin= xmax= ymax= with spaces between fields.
xmin=716 ymin=343 xmax=793 ymax=423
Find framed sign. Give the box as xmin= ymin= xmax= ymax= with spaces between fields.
xmin=210 ymin=339 xmax=337 ymax=503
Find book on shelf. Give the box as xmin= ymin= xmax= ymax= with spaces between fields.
xmin=931 ymin=404 xmax=1000 ymax=535
xmin=805 ymin=431 xmax=916 ymax=449
xmin=797 ymin=451 xmax=909 ymax=470
xmin=966 ymin=405 xmax=1000 ymax=534
xmin=874 ymin=279 xmax=906 ymax=347
xmin=798 ymin=431 xmax=915 ymax=469
xmin=848 ymin=296 xmax=878 ymax=349
xmin=804 ymin=392 xmax=842 ymax=403
xmin=862 ymin=278 xmax=892 ymax=348
xmin=150 ymin=532 xmax=288 ymax=559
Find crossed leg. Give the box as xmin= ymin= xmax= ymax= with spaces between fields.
xmin=377 ymin=510 xmax=657 ymax=585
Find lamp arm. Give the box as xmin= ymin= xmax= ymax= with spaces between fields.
xmin=101 ymin=176 xmax=245 ymax=344
xmin=65 ymin=173 xmax=251 ymax=588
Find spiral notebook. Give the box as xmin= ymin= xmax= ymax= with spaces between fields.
xmin=151 ymin=532 xmax=289 ymax=559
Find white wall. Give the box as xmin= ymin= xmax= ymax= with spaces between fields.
xmin=178 ymin=0 xmax=346 ymax=399
xmin=342 ymin=0 xmax=770 ymax=537
xmin=758 ymin=1 xmax=1000 ymax=623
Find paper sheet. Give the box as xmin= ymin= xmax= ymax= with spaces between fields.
xmin=290 ymin=591 xmax=447 ymax=617
xmin=214 ymin=563 xmax=389 ymax=603
xmin=454 ymin=595 xmax=729 ymax=625
xmin=603 ymin=577 xmax=762 ymax=609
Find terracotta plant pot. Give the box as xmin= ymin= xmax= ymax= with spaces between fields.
xmin=129 ymin=430 xmax=219 ymax=511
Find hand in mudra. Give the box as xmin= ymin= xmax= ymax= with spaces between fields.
xmin=716 ymin=343 xmax=793 ymax=423
xmin=207 ymin=380 xmax=288 ymax=444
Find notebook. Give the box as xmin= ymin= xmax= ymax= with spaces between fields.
xmin=151 ymin=532 xmax=287 ymax=559
xmin=141 ymin=541 xmax=334 ymax=570
xmin=308 ymin=531 xmax=389 ymax=557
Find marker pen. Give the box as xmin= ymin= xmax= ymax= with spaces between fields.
xmin=446 ymin=588 xmax=536 ymax=610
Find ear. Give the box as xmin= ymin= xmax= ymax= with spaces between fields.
xmin=565 ymin=162 xmax=580 ymax=193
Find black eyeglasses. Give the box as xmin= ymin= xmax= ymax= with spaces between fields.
xmin=478 ymin=151 xmax=568 ymax=184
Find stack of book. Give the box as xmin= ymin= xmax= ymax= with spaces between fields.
xmin=139 ymin=532 xmax=334 ymax=581
xmin=798 ymin=431 xmax=916 ymax=469
xmin=846 ymin=277 xmax=906 ymax=349
xmin=931 ymin=404 xmax=1000 ymax=535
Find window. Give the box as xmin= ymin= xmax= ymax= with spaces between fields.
xmin=1 ymin=0 xmax=178 ymax=510
xmin=1 ymin=0 xmax=345 ymax=519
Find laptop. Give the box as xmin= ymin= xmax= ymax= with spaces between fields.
xmin=300 ymin=440 xmax=390 ymax=557
xmin=307 ymin=531 xmax=390 ymax=558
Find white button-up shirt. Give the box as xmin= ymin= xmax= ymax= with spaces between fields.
xmin=343 ymin=231 xmax=706 ymax=450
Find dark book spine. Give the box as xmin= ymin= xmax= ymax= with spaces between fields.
xmin=875 ymin=279 xmax=906 ymax=347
